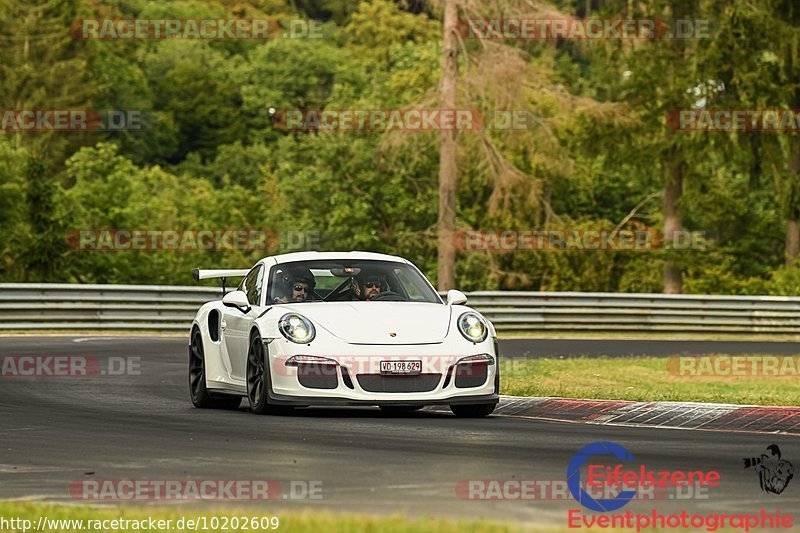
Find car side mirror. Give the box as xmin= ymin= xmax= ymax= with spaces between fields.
xmin=446 ymin=289 xmax=468 ymax=305
xmin=222 ymin=290 xmax=251 ymax=313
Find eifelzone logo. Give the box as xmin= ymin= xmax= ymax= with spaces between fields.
xmin=567 ymin=441 xmax=721 ymax=513
xmin=744 ymin=445 xmax=795 ymax=495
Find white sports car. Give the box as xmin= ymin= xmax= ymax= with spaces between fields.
xmin=189 ymin=251 xmax=499 ymax=417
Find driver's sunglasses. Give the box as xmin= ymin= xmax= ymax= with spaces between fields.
xmin=363 ymin=282 xmax=380 ymax=289
xmin=293 ymin=285 xmax=308 ymax=292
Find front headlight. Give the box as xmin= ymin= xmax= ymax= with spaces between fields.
xmin=279 ymin=313 xmax=316 ymax=344
xmin=457 ymin=312 xmax=488 ymax=343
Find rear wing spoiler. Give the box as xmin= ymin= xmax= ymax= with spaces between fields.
xmin=192 ymin=268 xmax=249 ymax=294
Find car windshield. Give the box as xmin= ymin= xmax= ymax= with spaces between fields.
xmin=267 ymin=260 xmax=441 ymax=304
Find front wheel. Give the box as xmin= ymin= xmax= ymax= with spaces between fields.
xmin=246 ymin=334 xmax=292 ymax=415
xmin=189 ymin=328 xmax=241 ymax=409
xmin=450 ymin=403 xmax=496 ymax=418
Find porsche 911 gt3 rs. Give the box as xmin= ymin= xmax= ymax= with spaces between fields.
xmin=189 ymin=251 xmax=499 ymax=417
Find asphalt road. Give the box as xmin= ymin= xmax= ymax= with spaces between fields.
xmin=0 ymin=336 xmax=798 ymax=527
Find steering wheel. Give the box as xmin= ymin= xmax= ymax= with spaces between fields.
xmin=371 ymin=291 xmax=406 ymax=302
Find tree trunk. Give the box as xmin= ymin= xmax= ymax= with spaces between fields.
xmin=786 ymin=219 xmax=800 ymax=266
xmin=663 ymin=159 xmax=683 ymax=294
xmin=786 ymin=138 xmax=800 ymax=266
xmin=437 ymin=0 xmax=458 ymax=290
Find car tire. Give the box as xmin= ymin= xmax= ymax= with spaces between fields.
xmin=450 ymin=403 xmax=496 ymax=418
xmin=246 ymin=333 xmax=293 ymax=416
xmin=189 ymin=327 xmax=242 ymax=409
xmin=378 ymin=405 xmax=424 ymax=414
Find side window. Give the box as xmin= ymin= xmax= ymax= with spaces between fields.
xmin=244 ymin=264 xmax=264 ymax=305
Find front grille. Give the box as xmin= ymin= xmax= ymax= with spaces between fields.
xmin=297 ymin=363 xmax=338 ymax=390
xmin=356 ymin=373 xmax=441 ymax=393
xmin=454 ymin=362 xmax=488 ymax=388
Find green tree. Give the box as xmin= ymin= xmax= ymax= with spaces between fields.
xmin=0 ymin=0 xmax=99 ymax=281
xmin=0 ymin=141 xmax=30 ymax=280
xmin=142 ymin=40 xmax=247 ymax=162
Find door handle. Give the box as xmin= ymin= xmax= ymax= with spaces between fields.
xmin=221 ymin=320 xmax=227 ymax=331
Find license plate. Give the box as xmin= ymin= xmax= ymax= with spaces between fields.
xmin=380 ymin=360 xmax=422 ymax=375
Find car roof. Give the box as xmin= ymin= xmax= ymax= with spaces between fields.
xmin=266 ymin=251 xmax=410 ymax=265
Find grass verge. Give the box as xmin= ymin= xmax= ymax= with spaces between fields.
xmin=500 ymin=356 xmax=800 ymax=406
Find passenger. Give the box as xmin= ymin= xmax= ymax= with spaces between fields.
xmin=289 ymin=267 xmax=315 ymax=302
xmin=290 ymin=279 xmax=311 ymax=302
xmin=272 ymin=267 xmax=315 ymax=303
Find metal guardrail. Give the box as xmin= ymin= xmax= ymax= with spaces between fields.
xmin=1 ymin=283 xmax=799 ymax=333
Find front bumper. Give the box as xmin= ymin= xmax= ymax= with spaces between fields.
xmin=266 ymin=336 xmax=499 ymax=406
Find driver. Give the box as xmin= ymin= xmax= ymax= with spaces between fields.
xmin=353 ymin=271 xmax=383 ymax=301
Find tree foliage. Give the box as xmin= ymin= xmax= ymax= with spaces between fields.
xmin=0 ymin=0 xmax=798 ymax=294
